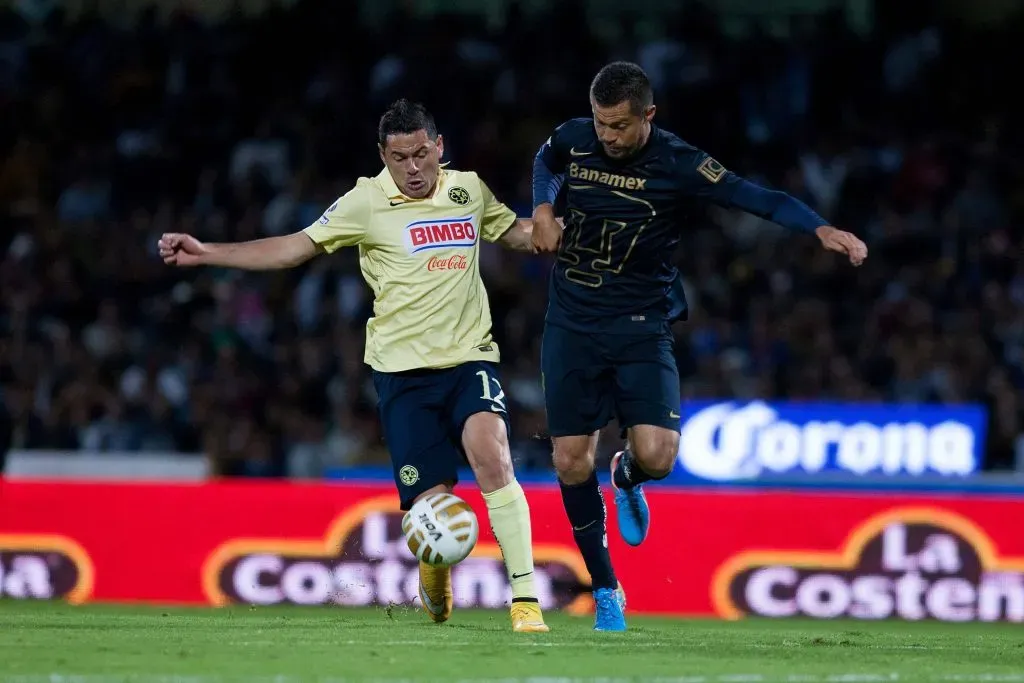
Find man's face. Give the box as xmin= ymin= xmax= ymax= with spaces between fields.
xmin=379 ymin=130 xmax=444 ymax=199
xmin=591 ymin=99 xmax=655 ymax=159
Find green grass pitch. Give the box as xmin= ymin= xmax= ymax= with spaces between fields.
xmin=1 ymin=602 xmax=1023 ymax=682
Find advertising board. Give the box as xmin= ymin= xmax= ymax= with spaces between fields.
xmin=1 ymin=479 xmax=1022 ymax=622
xmin=675 ymin=401 xmax=987 ymax=481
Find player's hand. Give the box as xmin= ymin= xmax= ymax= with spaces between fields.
xmin=158 ymin=233 xmax=208 ymax=267
xmin=815 ymin=226 xmax=867 ymax=267
xmin=532 ymin=205 xmax=562 ymax=253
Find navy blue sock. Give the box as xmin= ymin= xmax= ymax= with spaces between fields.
xmin=613 ymin=448 xmax=660 ymax=490
xmin=558 ymin=471 xmax=617 ymax=591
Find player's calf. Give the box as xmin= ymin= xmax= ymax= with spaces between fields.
xmin=615 ymin=425 xmax=679 ymax=488
xmin=627 ymin=425 xmax=680 ymax=479
xmin=552 ymin=433 xmax=620 ymax=624
xmin=462 ymin=412 xmax=516 ymax=491
xmin=462 ymin=412 xmax=549 ymax=632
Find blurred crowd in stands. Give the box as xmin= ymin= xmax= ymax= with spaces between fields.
xmin=2 ymin=0 xmax=1024 ymax=476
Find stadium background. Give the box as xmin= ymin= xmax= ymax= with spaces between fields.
xmin=2 ymin=0 xmax=1024 ymax=623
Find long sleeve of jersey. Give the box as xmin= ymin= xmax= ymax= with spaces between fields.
xmin=682 ymin=153 xmax=826 ymax=234
xmin=532 ymin=127 xmax=569 ymax=210
xmin=727 ymin=179 xmax=825 ymax=233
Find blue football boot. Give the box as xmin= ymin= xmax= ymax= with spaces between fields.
xmin=593 ymin=584 xmax=627 ymax=631
xmin=610 ymin=450 xmax=651 ymax=546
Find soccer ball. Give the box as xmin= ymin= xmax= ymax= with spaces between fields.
xmin=402 ymin=492 xmax=479 ymax=567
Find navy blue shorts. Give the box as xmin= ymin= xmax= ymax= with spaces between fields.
xmin=541 ymin=323 xmax=680 ymax=437
xmin=372 ymin=361 xmax=510 ymax=510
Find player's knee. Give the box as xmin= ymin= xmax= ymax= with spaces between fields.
xmin=461 ymin=412 xmax=514 ymax=493
xmin=552 ymin=436 xmax=596 ymax=485
xmin=632 ymin=429 xmax=680 ymax=478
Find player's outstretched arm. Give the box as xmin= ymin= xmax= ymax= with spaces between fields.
xmin=162 ymin=183 xmax=370 ymax=268
xmin=158 ymin=231 xmax=317 ymax=270
xmin=727 ymin=182 xmax=868 ymax=266
xmin=687 ymin=155 xmax=867 ymax=266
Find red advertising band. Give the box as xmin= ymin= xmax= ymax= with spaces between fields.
xmin=1 ymin=479 xmax=1023 ymax=622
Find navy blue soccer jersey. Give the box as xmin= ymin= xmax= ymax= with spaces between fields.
xmin=534 ymin=117 xmax=825 ymax=334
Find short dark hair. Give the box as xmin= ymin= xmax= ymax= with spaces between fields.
xmin=377 ymin=99 xmax=438 ymax=146
xmin=590 ymin=62 xmax=653 ymax=115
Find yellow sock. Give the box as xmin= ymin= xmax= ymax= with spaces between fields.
xmin=482 ymin=480 xmax=537 ymax=601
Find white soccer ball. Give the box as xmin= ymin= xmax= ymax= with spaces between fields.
xmin=402 ymin=492 xmax=479 ymax=567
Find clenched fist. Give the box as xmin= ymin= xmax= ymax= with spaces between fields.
xmin=531 ymin=204 xmax=562 ymax=253
xmin=158 ymin=233 xmax=208 ymax=267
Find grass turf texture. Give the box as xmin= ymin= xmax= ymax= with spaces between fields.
xmin=1 ymin=602 xmax=1023 ymax=682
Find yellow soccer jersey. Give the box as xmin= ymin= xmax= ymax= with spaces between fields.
xmin=303 ymin=167 xmax=518 ymax=373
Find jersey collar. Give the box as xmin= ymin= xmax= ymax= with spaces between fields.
xmin=377 ymin=164 xmax=450 ymax=204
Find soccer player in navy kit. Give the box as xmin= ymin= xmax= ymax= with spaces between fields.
xmin=531 ymin=62 xmax=868 ymax=631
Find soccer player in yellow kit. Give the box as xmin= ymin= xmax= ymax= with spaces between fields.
xmin=158 ymin=99 xmax=549 ymax=633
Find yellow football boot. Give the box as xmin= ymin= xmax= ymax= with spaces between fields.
xmin=510 ymin=601 xmax=550 ymax=633
xmin=418 ymin=562 xmax=453 ymax=623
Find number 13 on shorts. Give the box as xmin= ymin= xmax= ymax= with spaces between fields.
xmin=477 ymin=369 xmax=506 ymax=414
